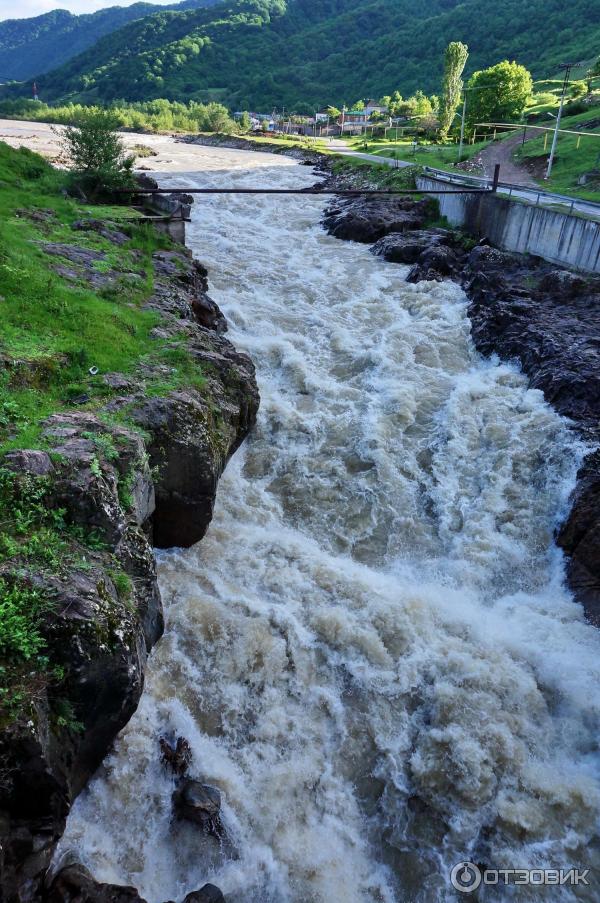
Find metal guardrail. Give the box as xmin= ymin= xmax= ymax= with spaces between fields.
xmin=422 ymin=166 xmax=600 ymax=215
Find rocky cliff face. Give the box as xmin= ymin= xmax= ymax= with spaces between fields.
xmin=322 ymin=194 xmax=600 ymax=626
xmin=0 ymin=236 xmax=259 ymax=902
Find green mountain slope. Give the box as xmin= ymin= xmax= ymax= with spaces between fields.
xmin=0 ymin=0 xmax=220 ymax=81
xmin=17 ymin=0 xmax=600 ymax=109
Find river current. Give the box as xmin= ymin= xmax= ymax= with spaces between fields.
xmin=59 ymin=150 xmax=600 ymax=902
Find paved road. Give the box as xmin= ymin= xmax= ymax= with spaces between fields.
xmin=327 ymin=138 xmax=413 ymax=169
xmin=328 ymin=138 xmax=600 ymax=220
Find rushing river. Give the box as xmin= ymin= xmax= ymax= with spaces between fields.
xmin=59 ymin=150 xmax=600 ymax=902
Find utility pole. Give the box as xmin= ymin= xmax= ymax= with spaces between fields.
xmin=545 ymin=62 xmax=575 ymax=181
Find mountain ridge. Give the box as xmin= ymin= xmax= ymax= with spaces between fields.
xmin=5 ymin=0 xmax=600 ymax=109
xmin=0 ymin=0 xmax=220 ymax=80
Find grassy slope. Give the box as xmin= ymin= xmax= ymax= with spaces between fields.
xmin=515 ymin=106 xmax=600 ymax=200
xmin=0 ymin=141 xmax=204 ymax=720
xmin=0 ymin=142 xmax=208 ymax=454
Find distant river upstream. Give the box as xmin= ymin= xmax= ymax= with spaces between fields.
xmin=59 ymin=146 xmax=600 ymax=902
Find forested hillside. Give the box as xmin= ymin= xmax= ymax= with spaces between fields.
xmin=9 ymin=0 xmax=600 ymax=109
xmin=0 ymin=0 xmax=219 ymax=81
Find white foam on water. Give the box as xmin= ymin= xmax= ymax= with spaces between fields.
xmin=58 ymin=150 xmax=600 ymax=903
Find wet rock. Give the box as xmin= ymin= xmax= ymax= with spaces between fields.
xmin=557 ymin=450 xmax=600 ymax=627
xmin=135 ymin=173 xmax=159 ymax=191
xmin=322 ymin=196 xmax=434 ymax=243
xmin=371 ymin=229 xmax=453 ymax=264
xmin=160 ymin=736 xmax=192 ymax=776
xmin=147 ymin=256 xmax=227 ymax=334
xmin=183 ymin=886 xmax=225 ymax=903
xmin=538 ymin=269 xmax=588 ymax=299
xmin=173 ymin=780 xmax=223 ymax=837
xmin=131 ymin=344 xmax=258 ymax=548
xmin=407 ymin=244 xmax=462 ymax=282
xmin=0 ymin=415 xmax=163 ymax=901
xmin=47 ymin=863 xmax=146 ymax=902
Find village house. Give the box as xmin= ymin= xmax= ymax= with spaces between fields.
xmin=364 ymin=99 xmax=389 ymax=117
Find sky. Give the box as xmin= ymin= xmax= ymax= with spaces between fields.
xmin=0 ymin=0 xmax=174 ymax=20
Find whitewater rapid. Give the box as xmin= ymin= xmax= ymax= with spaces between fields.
xmin=59 ymin=150 xmax=600 ymax=902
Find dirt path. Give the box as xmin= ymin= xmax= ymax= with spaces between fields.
xmin=476 ymin=131 xmax=539 ymax=187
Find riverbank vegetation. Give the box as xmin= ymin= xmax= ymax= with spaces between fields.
xmin=0 ymin=138 xmax=208 ymax=721
xmin=0 ymin=97 xmax=240 ymax=134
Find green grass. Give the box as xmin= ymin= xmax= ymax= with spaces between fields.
xmin=514 ymin=106 xmax=600 ymax=200
xmin=0 ymin=139 xmax=210 ymax=724
xmin=0 ymin=141 xmax=207 ymax=455
xmin=343 ymin=135 xmax=490 ymax=173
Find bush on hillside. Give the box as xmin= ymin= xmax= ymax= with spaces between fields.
xmin=59 ymin=108 xmax=136 ymax=199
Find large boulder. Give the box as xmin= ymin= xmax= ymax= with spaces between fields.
xmin=173 ymin=780 xmax=222 ymax=837
xmin=183 ymin=886 xmax=225 ymax=903
xmin=46 ymin=864 xmax=145 ymax=903
xmin=371 ymin=228 xmax=453 ymax=264
xmin=322 ymin=196 xmax=434 ymax=243
xmin=557 ymin=450 xmax=600 ymax=626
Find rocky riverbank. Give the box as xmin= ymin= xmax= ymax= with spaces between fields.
xmin=0 ymin=193 xmax=258 ymax=901
xmin=322 ymin=194 xmax=600 ymax=625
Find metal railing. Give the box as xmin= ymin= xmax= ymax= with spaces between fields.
xmin=422 ymin=166 xmax=600 ymax=216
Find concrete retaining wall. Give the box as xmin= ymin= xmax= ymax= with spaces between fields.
xmin=417 ymin=176 xmax=600 ymax=273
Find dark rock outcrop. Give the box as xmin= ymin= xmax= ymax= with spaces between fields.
xmin=173 ymin=780 xmax=223 ymax=837
xmin=322 ymin=196 xmax=434 ymax=243
xmin=183 ymin=887 xmax=225 ymax=903
xmin=46 ymin=864 xmax=226 ymax=903
xmin=0 ymin=233 xmax=258 ymax=900
xmin=371 ymin=228 xmax=454 ymax=264
xmin=46 ymin=864 xmax=144 ymax=903
xmin=0 ymin=417 xmax=161 ymax=902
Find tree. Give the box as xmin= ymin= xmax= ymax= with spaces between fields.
xmin=465 ymin=60 xmax=533 ymax=128
xmin=326 ymin=105 xmax=341 ymax=120
xmin=570 ymin=80 xmax=588 ymax=99
xmin=239 ymin=110 xmax=252 ymax=132
xmin=438 ymin=41 xmax=469 ymax=139
xmin=59 ymin=108 xmax=135 ymax=199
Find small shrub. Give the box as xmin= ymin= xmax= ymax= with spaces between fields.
xmin=0 ymin=578 xmax=49 ymax=661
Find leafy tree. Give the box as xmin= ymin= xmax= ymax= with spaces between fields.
xmin=438 ymin=41 xmax=468 ymax=138
xmin=326 ymin=105 xmax=341 ymax=119
xmin=570 ymin=79 xmax=588 ymax=99
xmin=59 ymin=108 xmax=135 ymax=198
xmin=465 ymin=60 xmax=533 ymax=127
xmin=239 ymin=110 xmax=252 ymax=132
